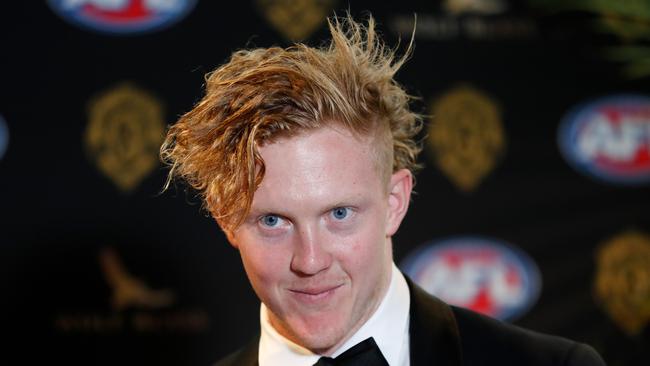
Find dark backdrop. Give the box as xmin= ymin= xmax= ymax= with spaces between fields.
xmin=1 ymin=1 xmax=649 ymax=365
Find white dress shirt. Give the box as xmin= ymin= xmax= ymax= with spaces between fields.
xmin=258 ymin=263 xmax=411 ymax=366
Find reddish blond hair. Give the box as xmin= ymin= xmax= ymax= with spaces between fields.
xmin=161 ymin=15 xmax=421 ymax=232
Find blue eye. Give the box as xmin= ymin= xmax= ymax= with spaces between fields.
xmin=261 ymin=215 xmax=281 ymax=227
xmin=332 ymin=207 xmax=349 ymax=220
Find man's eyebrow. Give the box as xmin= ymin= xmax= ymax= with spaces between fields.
xmin=327 ymin=199 xmax=361 ymax=209
xmin=321 ymin=195 xmax=371 ymax=212
xmin=245 ymin=208 xmax=266 ymax=218
xmin=246 ymin=207 xmax=287 ymax=218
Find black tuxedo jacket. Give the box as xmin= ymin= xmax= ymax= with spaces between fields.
xmin=215 ymin=278 xmax=605 ymax=366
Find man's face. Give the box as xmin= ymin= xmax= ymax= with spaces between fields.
xmin=229 ymin=126 xmax=412 ymax=354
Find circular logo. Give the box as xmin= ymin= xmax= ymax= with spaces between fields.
xmin=401 ymin=236 xmax=541 ymax=321
xmin=558 ymin=95 xmax=650 ymax=185
xmin=47 ymin=0 xmax=198 ymax=35
xmin=0 ymin=115 xmax=8 ymax=161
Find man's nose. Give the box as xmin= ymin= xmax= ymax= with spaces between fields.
xmin=290 ymin=224 xmax=332 ymax=276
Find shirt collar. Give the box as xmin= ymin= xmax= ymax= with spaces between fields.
xmin=258 ymin=263 xmax=411 ymax=366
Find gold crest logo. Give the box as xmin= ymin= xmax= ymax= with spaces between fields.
xmin=257 ymin=0 xmax=337 ymax=41
xmin=85 ymin=83 xmax=165 ymax=192
xmin=427 ymin=85 xmax=505 ymax=191
xmin=594 ymin=230 xmax=650 ymax=336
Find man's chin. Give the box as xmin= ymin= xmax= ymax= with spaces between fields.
xmin=270 ymin=311 xmax=351 ymax=354
xmin=293 ymin=329 xmax=345 ymax=356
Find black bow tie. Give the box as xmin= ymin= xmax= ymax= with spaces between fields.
xmin=313 ymin=337 xmax=389 ymax=366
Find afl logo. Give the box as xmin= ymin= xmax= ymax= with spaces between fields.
xmin=558 ymin=95 xmax=650 ymax=185
xmin=47 ymin=0 xmax=198 ymax=35
xmin=401 ymin=237 xmax=541 ymax=321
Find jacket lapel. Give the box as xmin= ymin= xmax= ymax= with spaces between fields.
xmin=217 ymin=335 xmax=259 ymax=366
xmin=406 ymin=276 xmax=463 ymax=366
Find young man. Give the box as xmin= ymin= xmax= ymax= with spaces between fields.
xmin=161 ymin=15 xmax=605 ymax=366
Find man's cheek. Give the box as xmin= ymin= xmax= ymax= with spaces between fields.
xmin=250 ymin=251 xmax=287 ymax=281
xmin=241 ymin=252 xmax=270 ymax=284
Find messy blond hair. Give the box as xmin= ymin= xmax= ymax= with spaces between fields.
xmin=161 ymin=14 xmax=422 ymax=232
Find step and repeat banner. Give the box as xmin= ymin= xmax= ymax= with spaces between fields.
xmin=1 ymin=1 xmax=649 ymax=365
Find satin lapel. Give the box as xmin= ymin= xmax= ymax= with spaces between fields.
xmin=405 ymin=276 xmax=463 ymax=366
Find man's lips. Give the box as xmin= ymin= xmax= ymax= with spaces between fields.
xmin=288 ymin=284 xmax=344 ymax=303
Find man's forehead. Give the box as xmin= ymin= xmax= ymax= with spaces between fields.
xmin=249 ymin=126 xmax=384 ymax=211
xmin=258 ymin=126 xmax=376 ymax=171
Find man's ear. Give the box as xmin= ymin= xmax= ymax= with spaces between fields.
xmin=386 ymin=169 xmax=413 ymax=237
xmin=225 ymin=230 xmax=239 ymax=249
xmin=214 ymin=214 xmax=239 ymax=249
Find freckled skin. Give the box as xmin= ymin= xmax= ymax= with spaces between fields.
xmin=229 ymin=126 xmax=412 ymax=355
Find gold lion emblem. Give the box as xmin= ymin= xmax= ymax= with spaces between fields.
xmin=85 ymin=83 xmax=165 ymax=192
xmin=427 ymin=85 xmax=505 ymax=192
xmin=594 ymin=230 xmax=650 ymax=336
xmin=257 ymin=0 xmax=337 ymax=41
